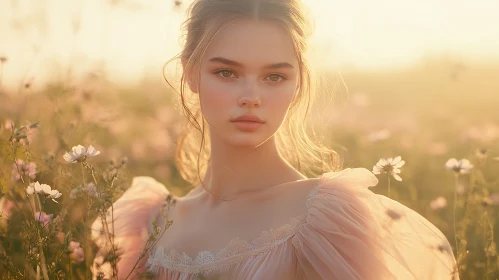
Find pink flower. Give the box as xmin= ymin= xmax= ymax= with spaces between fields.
xmin=68 ymin=241 xmax=80 ymax=251
xmin=12 ymin=159 xmax=37 ymax=181
xmin=430 ymin=196 xmax=448 ymax=210
xmin=34 ymin=212 xmax=52 ymax=227
xmin=68 ymin=241 xmax=85 ymax=263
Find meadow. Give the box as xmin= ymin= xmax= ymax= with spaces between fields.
xmin=0 ymin=56 xmax=498 ymax=279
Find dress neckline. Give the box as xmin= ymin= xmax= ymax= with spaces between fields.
xmin=147 ymin=175 xmax=325 ymax=275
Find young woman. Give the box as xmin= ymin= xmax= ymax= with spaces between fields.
xmin=92 ymin=0 xmax=459 ymax=279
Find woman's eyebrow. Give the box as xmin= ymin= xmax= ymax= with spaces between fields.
xmin=208 ymin=57 xmax=294 ymax=69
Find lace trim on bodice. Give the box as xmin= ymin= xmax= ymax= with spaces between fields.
xmin=147 ymin=181 xmax=323 ymax=275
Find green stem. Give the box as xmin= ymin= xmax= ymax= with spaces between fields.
xmin=69 ymin=257 xmax=73 ymax=279
xmin=453 ymin=174 xmax=459 ymax=257
xmin=81 ymin=163 xmax=86 ymax=185
xmin=387 ymin=176 xmax=391 ymax=196
xmin=34 ymin=194 xmax=50 ymax=280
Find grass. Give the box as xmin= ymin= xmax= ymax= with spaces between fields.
xmin=0 ymin=57 xmax=498 ymax=279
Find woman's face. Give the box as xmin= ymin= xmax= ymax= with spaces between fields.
xmin=191 ymin=19 xmax=299 ymax=148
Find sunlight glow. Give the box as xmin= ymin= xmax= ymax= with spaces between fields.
xmin=0 ymin=0 xmax=498 ymax=88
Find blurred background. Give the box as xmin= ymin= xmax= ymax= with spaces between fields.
xmin=1 ymin=0 xmax=499 ymax=87
xmin=1 ymin=1 xmax=499 ymax=278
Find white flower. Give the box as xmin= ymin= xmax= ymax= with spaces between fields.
xmin=26 ymin=185 xmax=34 ymax=195
xmin=445 ymin=158 xmax=473 ymax=174
xmin=27 ymin=182 xmax=51 ymax=195
xmin=372 ymin=156 xmax=405 ymax=181
xmin=26 ymin=182 xmax=62 ymax=203
xmin=63 ymin=145 xmax=100 ymax=163
xmin=48 ymin=189 xmax=62 ymax=202
xmin=430 ymin=196 xmax=448 ymax=210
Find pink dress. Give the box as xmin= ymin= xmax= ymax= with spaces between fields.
xmin=91 ymin=168 xmax=459 ymax=280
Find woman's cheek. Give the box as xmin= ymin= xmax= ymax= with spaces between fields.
xmin=269 ymin=84 xmax=295 ymax=107
xmin=201 ymin=78 xmax=234 ymax=118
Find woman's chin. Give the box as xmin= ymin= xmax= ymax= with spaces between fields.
xmin=225 ymin=134 xmax=270 ymax=148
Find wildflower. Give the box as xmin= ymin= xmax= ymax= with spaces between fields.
xmin=63 ymin=145 xmax=100 ymax=163
xmin=34 ymin=212 xmax=52 ymax=227
xmin=48 ymin=189 xmax=62 ymax=202
xmin=430 ymin=196 xmax=447 ymax=210
xmin=68 ymin=241 xmax=85 ymax=263
xmin=12 ymin=159 xmax=37 ymax=181
xmin=70 ymin=183 xmax=100 ymax=199
xmin=445 ymin=158 xmax=473 ymax=174
xmin=372 ymin=156 xmax=405 ymax=181
xmin=26 ymin=182 xmax=62 ymax=203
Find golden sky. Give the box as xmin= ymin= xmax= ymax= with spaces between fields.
xmin=1 ymin=0 xmax=498 ymax=89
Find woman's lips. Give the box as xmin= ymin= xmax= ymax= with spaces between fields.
xmin=232 ymin=121 xmax=263 ymax=132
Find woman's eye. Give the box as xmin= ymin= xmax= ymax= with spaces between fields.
xmin=217 ymin=70 xmax=235 ymax=78
xmin=266 ymin=74 xmax=285 ymax=82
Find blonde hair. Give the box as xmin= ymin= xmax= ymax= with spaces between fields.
xmin=164 ymin=0 xmax=341 ymax=186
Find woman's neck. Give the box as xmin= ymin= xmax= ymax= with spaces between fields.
xmin=199 ymin=137 xmax=306 ymax=201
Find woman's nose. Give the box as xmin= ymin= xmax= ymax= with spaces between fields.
xmin=238 ymin=83 xmax=261 ymax=108
xmin=238 ymin=95 xmax=261 ymax=108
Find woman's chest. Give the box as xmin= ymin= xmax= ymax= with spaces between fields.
xmin=154 ymin=201 xmax=306 ymax=260
xmin=148 ymin=180 xmax=318 ymax=274
xmin=147 ymin=235 xmax=302 ymax=279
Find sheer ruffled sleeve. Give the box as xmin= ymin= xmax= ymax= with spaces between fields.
xmin=293 ymin=168 xmax=459 ymax=280
xmin=91 ymin=176 xmax=170 ymax=280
